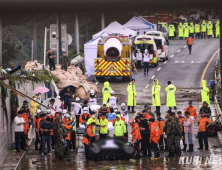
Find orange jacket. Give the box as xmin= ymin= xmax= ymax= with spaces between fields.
xmin=156 ymin=118 xmax=165 ymax=135
xmin=82 ymin=125 xmax=96 ymax=145
xmin=37 ymin=118 xmax=42 ymax=135
xmin=64 ymin=124 xmax=72 ymax=140
xmin=98 ymin=107 xmax=111 ymax=113
xmin=178 ymin=116 xmax=185 ymax=132
xmin=198 ymin=117 xmax=212 ymax=132
xmin=131 ymin=123 xmax=142 ymax=142
xmin=79 ymin=114 xmax=91 ymax=124
xmin=149 ymin=122 xmax=161 ymax=144
xmin=144 ymin=113 xmax=152 ymax=120
xmin=113 ymin=116 xmax=125 ymax=126
xmin=187 ymin=38 xmax=194 ymax=45
xmin=22 ymin=114 xmax=29 ymax=135
xmin=184 ymin=106 xmax=197 ymax=119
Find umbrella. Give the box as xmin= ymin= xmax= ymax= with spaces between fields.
xmin=41 ymin=98 xmax=62 ymax=112
xmin=33 ymin=87 xmax=49 ymax=94
xmin=59 ymin=85 xmax=76 ymax=100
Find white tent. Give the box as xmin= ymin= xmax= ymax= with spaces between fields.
xmin=84 ymin=32 xmax=109 ymax=76
xmin=92 ymin=21 xmax=137 ymax=39
xmin=124 ymin=17 xmax=152 ymax=34
xmin=137 ymin=16 xmax=157 ymax=31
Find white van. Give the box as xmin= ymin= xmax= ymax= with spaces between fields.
xmin=146 ymin=31 xmax=169 ymax=61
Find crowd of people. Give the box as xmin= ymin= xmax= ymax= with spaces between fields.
xmin=13 ymin=77 xmax=212 ymax=160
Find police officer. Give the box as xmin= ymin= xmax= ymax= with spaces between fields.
xmin=201 ymin=80 xmax=210 ymax=106
xmin=165 ymin=81 xmax=177 ymax=111
xmin=201 ymin=20 xmax=207 ymax=39
xmin=60 ymin=51 xmax=69 ymax=71
xmin=189 ymin=22 xmax=195 ymax=38
xmin=207 ymin=21 xmax=213 ymax=38
xmin=114 ymin=114 xmax=126 ymax=140
xmin=152 ymin=79 xmax=161 ymax=112
xmin=195 ymin=23 xmax=201 ymax=39
xmin=215 ymin=20 xmax=220 ymax=38
xmin=168 ymin=24 xmax=175 ymax=40
xmin=127 ymin=79 xmax=137 ymax=113
xmin=183 ymin=23 xmax=190 ymax=39
xmin=102 ymin=81 xmax=112 ymax=107
xmin=178 ymin=22 xmax=184 ymax=39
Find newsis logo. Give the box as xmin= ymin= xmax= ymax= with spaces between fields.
xmin=179 ymin=156 xmax=222 ymax=165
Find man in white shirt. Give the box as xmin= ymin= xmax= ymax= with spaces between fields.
xmin=14 ymin=110 xmax=28 ymax=152
xmin=136 ymin=49 xmax=142 ymax=69
xmin=108 ymin=90 xmax=118 ymax=113
xmin=143 ymin=49 xmax=150 ymax=75
xmin=47 ymin=98 xmax=57 ymax=116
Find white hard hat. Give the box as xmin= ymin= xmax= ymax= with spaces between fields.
xmin=75 ymin=97 xmax=80 ymax=102
xmin=113 ymin=106 xmax=118 ymax=109
xmin=121 ymin=103 xmax=126 ymax=107
xmin=63 ymin=109 xmax=67 ymax=114
xmin=56 ymin=96 xmax=61 ymax=99
xmin=110 ymin=90 xmax=114 ymax=95
xmin=46 ymin=109 xmax=51 ymax=113
xmin=90 ymin=90 xmax=95 ymax=94
xmin=36 ymin=109 xmax=41 ymax=113
xmin=65 ymin=114 xmax=70 ymax=118
xmin=144 ymin=49 xmax=148 ymax=53
xmin=103 ymin=101 xmax=107 ymax=105
xmin=83 ymin=107 xmax=88 ymax=111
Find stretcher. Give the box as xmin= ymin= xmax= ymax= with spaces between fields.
xmin=76 ymin=128 xmax=85 ymax=153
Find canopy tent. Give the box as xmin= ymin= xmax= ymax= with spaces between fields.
xmin=123 ymin=16 xmax=152 ymax=34
xmin=84 ymin=32 xmax=109 ymax=76
xmin=92 ymin=21 xmax=137 ymax=39
xmin=137 ymin=16 xmax=157 ymax=31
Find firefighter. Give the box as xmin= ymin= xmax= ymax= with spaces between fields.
xmin=156 ymin=112 xmax=165 ymax=152
xmin=168 ymin=24 xmax=175 ymax=40
xmin=142 ymin=109 xmax=152 ymax=120
xmin=199 ymin=101 xmax=212 ymax=118
xmin=127 ymin=79 xmax=137 ymax=113
xmin=98 ymin=101 xmax=111 ymax=115
xmin=108 ymin=90 xmax=118 ymax=113
xmin=215 ymin=20 xmax=220 ymax=38
xmin=195 ymin=23 xmax=201 ymax=39
xmin=136 ymin=49 xmax=142 ymax=69
xmin=102 ymin=81 xmax=112 ymax=107
xmin=98 ymin=113 xmax=108 ymax=139
xmin=63 ymin=114 xmax=72 ymax=155
xmin=114 ymin=114 xmax=126 ymax=139
xmin=88 ymin=90 xmax=97 ymax=106
xmin=34 ymin=109 xmax=41 ymax=150
xmin=189 ymin=22 xmax=195 ymax=38
xmin=183 ymin=23 xmax=190 ymax=39
xmin=201 ymin=20 xmax=207 ymax=39
xmin=152 ymin=79 xmax=161 ymax=112
xmin=186 ymin=36 xmax=194 ymax=54
xmin=129 ymin=118 xmax=141 ymax=158
xmin=184 ymin=101 xmax=197 ymax=119
xmin=162 ymin=23 xmax=168 ymax=31
xmin=165 ymin=81 xmax=177 ymax=111
xmin=79 ymin=107 xmax=91 ymax=126
xmin=82 ymin=122 xmax=98 ymax=160
xmin=177 ymin=111 xmax=185 ymax=150
xmin=201 ymin=80 xmax=210 ymax=106
xmin=197 ymin=112 xmax=212 ymax=150
xmin=178 ymin=22 xmax=184 ymax=39
xmin=183 ymin=112 xmax=194 ymax=152
xmin=207 ymin=20 xmax=213 ymax=38
xmin=149 ymin=118 xmax=160 ymax=158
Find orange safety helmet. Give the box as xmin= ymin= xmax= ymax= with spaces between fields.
xmin=216 ymin=77 xmax=220 ymax=81
xmin=128 ymin=118 xmax=135 ymax=124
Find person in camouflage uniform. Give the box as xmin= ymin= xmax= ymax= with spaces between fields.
xmin=164 ymin=115 xmax=175 ymax=157
xmin=172 ymin=117 xmax=182 ymax=156
xmin=60 ymin=51 xmax=69 ymax=71
xmin=54 ymin=116 xmax=67 ymax=158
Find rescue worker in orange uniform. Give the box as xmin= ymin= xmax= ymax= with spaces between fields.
xmin=156 ymin=112 xmax=165 ymax=152
xmin=22 ymin=111 xmax=30 ymax=147
xmin=82 ymin=122 xmax=98 ymax=160
xmin=184 ymin=101 xmax=197 ymax=119
xmin=142 ymin=109 xmax=152 ymax=120
xmin=79 ymin=107 xmax=91 ymax=125
xmin=177 ymin=111 xmax=186 ymax=150
xmin=63 ymin=114 xmax=72 ymax=155
xmin=149 ymin=118 xmax=160 ymax=158
xmin=113 ymin=111 xmax=125 ymax=126
xmin=197 ymin=112 xmax=212 ymax=150
xmin=129 ymin=118 xmax=141 ymax=159
xmin=186 ymin=36 xmax=194 ymax=54
xmin=34 ymin=109 xmax=41 ymax=150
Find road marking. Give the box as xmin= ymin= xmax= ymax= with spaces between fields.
xmin=151 ymin=75 xmax=155 ymax=79
xmin=95 ymin=82 xmax=99 ymax=85
xmin=175 ymin=61 xmax=178 ymax=63
xmin=191 ymin=61 xmax=194 ymax=63
xmin=200 ymin=48 xmax=220 ymax=87
xmin=145 ymin=84 xmax=149 ymax=89
xmin=157 ymin=67 xmax=161 ymax=71
xmin=182 ymin=61 xmax=184 ymax=63
xmin=183 ymin=46 xmax=187 ymax=48
xmin=177 ymin=50 xmax=181 ymax=53
xmin=170 ymin=55 xmax=174 ymax=58
xmin=164 ymin=61 xmax=168 ymax=64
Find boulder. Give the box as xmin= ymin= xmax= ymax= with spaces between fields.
xmin=74 ymin=86 xmax=88 ymax=99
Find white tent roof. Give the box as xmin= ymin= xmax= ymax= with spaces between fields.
xmin=92 ymin=21 xmax=137 ymax=39
xmin=137 ymin=16 xmax=156 ymax=30
xmin=123 ymin=17 xmax=152 ymax=30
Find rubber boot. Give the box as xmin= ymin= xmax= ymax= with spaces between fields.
xmin=187 ymin=144 xmax=194 ymax=152
xmin=182 ymin=144 xmax=187 ymax=152
xmin=154 ymin=152 xmax=160 ymax=158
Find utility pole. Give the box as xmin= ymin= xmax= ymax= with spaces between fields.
xmin=57 ymin=13 xmax=62 ymax=64
xmin=33 ymin=15 xmax=37 ymax=61
xmin=75 ymin=13 xmax=80 ymax=54
xmin=0 ymin=16 xmax=2 ymax=65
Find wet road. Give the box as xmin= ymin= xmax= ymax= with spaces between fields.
xmin=23 ymin=39 xmax=222 ymax=170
